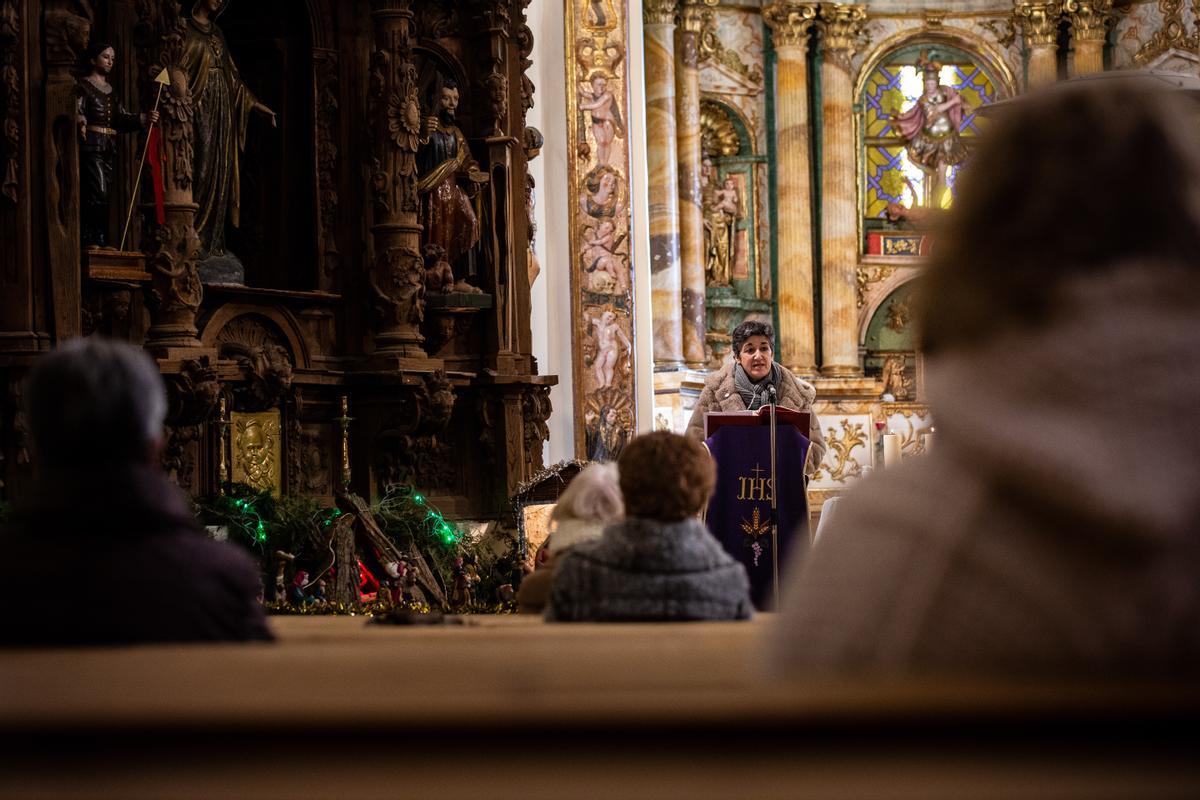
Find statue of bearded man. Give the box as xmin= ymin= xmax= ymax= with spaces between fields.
xmin=416 ymin=77 xmax=489 ymax=285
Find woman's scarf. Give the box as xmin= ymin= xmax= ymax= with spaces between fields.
xmin=733 ymin=362 xmax=781 ymax=411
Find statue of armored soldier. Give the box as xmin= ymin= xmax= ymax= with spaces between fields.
xmin=76 ymin=43 xmax=157 ymax=249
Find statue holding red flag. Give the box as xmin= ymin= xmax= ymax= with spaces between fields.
xmin=75 ymin=43 xmax=158 ymax=249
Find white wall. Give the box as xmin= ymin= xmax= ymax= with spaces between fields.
xmin=527 ymin=0 xmax=575 ymax=465
xmin=627 ymin=2 xmax=656 ymax=435
xmin=528 ymin=0 xmax=655 ymax=464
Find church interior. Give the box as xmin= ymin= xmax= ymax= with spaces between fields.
xmin=2 ymin=0 xmax=1200 ymax=795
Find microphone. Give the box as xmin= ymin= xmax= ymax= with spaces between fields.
xmin=766 ymin=384 xmax=777 ymax=405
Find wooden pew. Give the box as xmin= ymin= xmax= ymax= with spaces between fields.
xmin=1 ymin=615 xmax=1198 ymax=798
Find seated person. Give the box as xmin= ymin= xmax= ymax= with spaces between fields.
xmin=0 ymin=338 xmax=274 ymax=645
xmin=546 ymin=432 xmax=752 ymax=622
xmin=685 ymin=320 xmax=826 ymax=477
xmin=770 ymin=79 xmax=1200 ymax=675
xmin=518 ymin=462 xmax=623 ymax=614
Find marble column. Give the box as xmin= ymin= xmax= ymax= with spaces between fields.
xmin=676 ymin=0 xmax=713 ymax=367
xmin=817 ymin=4 xmax=867 ymax=377
xmin=763 ymin=2 xmax=819 ymax=376
xmin=645 ymin=1 xmax=685 ymax=370
xmin=1015 ymin=2 xmax=1062 ymax=89
xmin=1065 ymin=0 xmax=1112 ymax=76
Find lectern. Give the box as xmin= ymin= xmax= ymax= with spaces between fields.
xmin=704 ymin=408 xmax=810 ymax=610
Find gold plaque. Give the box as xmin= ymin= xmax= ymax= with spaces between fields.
xmin=231 ymin=411 xmax=282 ymax=496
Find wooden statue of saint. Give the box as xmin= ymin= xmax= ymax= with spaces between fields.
xmin=181 ymin=0 xmax=276 ymax=273
xmin=76 ymin=43 xmax=158 ymax=249
xmin=417 ymin=75 xmax=489 ymax=287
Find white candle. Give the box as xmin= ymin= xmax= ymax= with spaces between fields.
xmin=921 ymin=432 xmax=933 ymax=453
xmin=883 ymin=433 xmax=901 ymax=468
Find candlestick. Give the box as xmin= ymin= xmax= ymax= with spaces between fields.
xmin=883 ymin=433 xmax=901 ymax=468
xmin=217 ymin=395 xmax=229 ymax=494
xmin=337 ymin=395 xmax=354 ymax=491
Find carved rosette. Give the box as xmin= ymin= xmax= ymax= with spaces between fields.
xmin=818 ymin=4 xmax=867 ymax=73
xmin=1063 ymin=0 xmax=1113 ymax=41
xmin=1014 ymin=1 xmax=1063 ymax=47
xmin=763 ymin=2 xmax=819 ymax=51
xmin=368 ymin=0 xmax=426 ymax=357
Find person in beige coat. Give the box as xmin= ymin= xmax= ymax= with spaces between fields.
xmin=770 ymin=78 xmax=1200 ymax=676
xmin=685 ymin=320 xmax=826 ymax=477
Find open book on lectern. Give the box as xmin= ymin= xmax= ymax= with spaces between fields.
xmin=704 ymin=407 xmax=810 ymax=440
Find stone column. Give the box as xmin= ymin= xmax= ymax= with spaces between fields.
xmin=644 ymin=1 xmax=685 ymax=369
xmin=763 ymin=2 xmax=819 ymax=376
xmin=366 ymin=0 xmax=427 ymax=364
xmin=676 ymin=0 xmax=712 ymax=367
xmin=817 ymin=4 xmax=866 ymax=377
xmin=1065 ymin=0 xmax=1112 ymax=76
xmin=1015 ymin=2 xmax=1061 ymax=90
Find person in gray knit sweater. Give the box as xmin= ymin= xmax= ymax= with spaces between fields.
xmin=771 ymin=79 xmax=1200 ymax=675
xmin=546 ymin=432 xmax=753 ymax=622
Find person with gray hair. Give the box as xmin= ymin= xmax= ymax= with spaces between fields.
xmin=1 ymin=337 xmax=273 ymax=645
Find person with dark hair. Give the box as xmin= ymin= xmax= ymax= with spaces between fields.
xmin=771 ymin=78 xmax=1200 ymax=674
xmin=685 ymin=320 xmax=826 ymax=476
xmin=0 ymin=338 xmax=273 ymax=645
xmin=546 ymin=432 xmax=753 ymax=622
xmin=76 ymin=42 xmax=158 ymax=248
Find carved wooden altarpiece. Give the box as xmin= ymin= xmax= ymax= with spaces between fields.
xmin=0 ymin=0 xmax=554 ymax=520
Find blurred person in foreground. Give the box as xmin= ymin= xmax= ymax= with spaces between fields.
xmin=0 ymin=338 xmax=273 ymax=645
xmin=517 ymin=462 xmax=624 ymax=614
xmin=547 ymin=432 xmax=753 ymax=621
xmin=685 ymin=320 xmax=826 ymax=476
xmin=771 ymin=78 xmax=1200 ymax=674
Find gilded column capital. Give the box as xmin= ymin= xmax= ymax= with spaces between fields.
xmin=1063 ymin=0 xmax=1113 ymax=42
xmin=1014 ymin=1 xmax=1062 ymax=48
xmin=644 ymin=0 xmax=679 ymax=27
xmin=818 ymin=4 xmax=868 ymax=71
xmin=680 ymin=0 xmax=717 ymax=34
xmin=763 ymin=2 xmax=820 ymax=51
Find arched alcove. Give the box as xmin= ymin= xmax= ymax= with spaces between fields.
xmin=856 ymin=33 xmax=1012 ymax=252
xmin=864 ymin=280 xmax=919 ymax=402
xmin=219 ymin=0 xmax=319 ymax=290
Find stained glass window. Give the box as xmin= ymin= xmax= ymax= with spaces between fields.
xmin=861 ymin=47 xmax=1002 ymax=224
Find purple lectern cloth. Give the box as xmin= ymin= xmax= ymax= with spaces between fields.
xmin=704 ymin=423 xmax=809 ymax=610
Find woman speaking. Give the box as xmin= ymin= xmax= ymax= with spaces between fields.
xmin=685 ymin=320 xmax=826 ymax=476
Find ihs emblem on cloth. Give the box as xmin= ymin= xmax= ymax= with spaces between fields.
xmin=740 ymin=507 xmax=772 ymax=567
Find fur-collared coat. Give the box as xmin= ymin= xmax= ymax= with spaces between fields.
xmin=685 ymin=361 xmax=827 ymax=476
xmin=545 ymin=517 xmax=754 ymax=622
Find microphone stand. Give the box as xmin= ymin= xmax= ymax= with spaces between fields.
xmin=767 ymin=383 xmax=779 ymax=611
